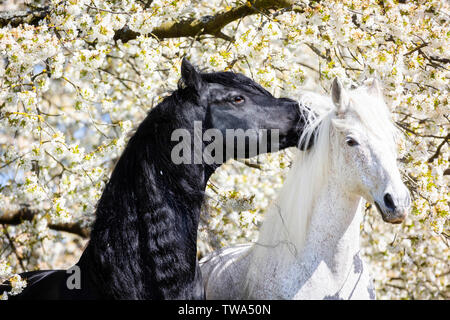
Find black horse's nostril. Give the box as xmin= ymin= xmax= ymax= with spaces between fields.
xmin=384 ymin=193 xmax=396 ymax=211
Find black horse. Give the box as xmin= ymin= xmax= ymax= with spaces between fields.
xmin=1 ymin=59 xmax=312 ymax=299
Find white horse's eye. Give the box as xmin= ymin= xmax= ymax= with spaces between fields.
xmin=346 ymin=137 xmax=359 ymax=147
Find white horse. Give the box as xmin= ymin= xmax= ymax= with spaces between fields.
xmin=200 ymin=78 xmax=411 ymax=300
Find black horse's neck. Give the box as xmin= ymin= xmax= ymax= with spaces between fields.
xmin=81 ymin=94 xmax=213 ymax=299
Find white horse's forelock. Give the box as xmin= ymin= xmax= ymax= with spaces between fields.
xmin=244 ymin=84 xmax=397 ymax=297
xmin=346 ymin=86 xmax=398 ymax=146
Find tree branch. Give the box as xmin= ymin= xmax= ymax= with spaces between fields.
xmin=0 ymin=6 xmax=50 ymax=28
xmin=0 ymin=1 xmax=295 ymax=43
xmin=1 ymin=224 xmax=26 ymax=271
xmin=428 ymin=133 xmax=450 ymax=163
xmin=115 ymin=0 xmax=295 ymax=42
xmin=0 ymin=208 xmax=90 ymax=238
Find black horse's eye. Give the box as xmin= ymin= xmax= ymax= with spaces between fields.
xmin=233 ymin=96 xmax=245 ymax=104
xmin=346 ymin=137 xmax=359 ymax=147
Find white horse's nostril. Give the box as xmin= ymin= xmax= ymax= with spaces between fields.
xmin=383 ymin=193 xmax=396 ymax=211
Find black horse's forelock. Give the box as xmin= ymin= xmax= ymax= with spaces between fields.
xmin=201 ymin=72 xmax=273 ymax=97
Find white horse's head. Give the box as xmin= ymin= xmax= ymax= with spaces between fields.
xmin=329 ymin=77 xmax=411 ymax=224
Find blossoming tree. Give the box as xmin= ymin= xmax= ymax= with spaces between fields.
xmin=0 ymin=0 xmax=448 ymax=299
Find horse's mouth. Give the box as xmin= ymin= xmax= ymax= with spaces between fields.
xmin=374 ymin=201 xmax=406 ymax=224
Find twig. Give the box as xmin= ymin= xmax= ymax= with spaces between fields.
xmin=427 ymin=133 xmax=449 ymax=163
xmin=1 ymin=224 xmax=26 ymax=271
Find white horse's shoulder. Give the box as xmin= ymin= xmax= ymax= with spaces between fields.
xmin=200 ymin=244 xmax=253 ymax=299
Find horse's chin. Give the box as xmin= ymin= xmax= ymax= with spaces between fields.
xmin=374 ymin=201 xmax=407 ymax=224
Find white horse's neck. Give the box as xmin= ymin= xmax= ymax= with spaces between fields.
xmin=300 ymin=173 xmax=363 ymax=276
xmin=247 ymin=150 xmax=369 ymax=299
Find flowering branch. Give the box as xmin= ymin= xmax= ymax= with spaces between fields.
xmin=0 ymin=6 xmax=50 ymax=28
xmin=0 ymin=208 xmax=90 ymax=238
xmin=115 ymin=0 xmax=296 ymax=42
xmin=1 ymin=225 xmax=26 ymax=272
xmin=0 ymin=1 xmax=295 ymax=43
xmin=428 ymin=133 xmax=450 ymax=164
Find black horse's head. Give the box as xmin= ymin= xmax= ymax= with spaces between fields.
xmin=171 ymin=58 xmax=310 ymax=165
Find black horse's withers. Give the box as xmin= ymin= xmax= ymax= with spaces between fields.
xmin=2 ymin=59 xmax=313 ymax=300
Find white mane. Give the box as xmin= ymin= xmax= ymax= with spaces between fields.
xmin=244 ymin=84 xmax=397 ymax=297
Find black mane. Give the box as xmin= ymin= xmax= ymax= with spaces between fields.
xmin=83 ymin=92 xmax=206 ymax=299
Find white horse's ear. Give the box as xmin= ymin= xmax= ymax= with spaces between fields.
xmin=331 ymin=77 xmax=348 ymax=116
xmin=366 ymin=78 xmax=382 ymax=97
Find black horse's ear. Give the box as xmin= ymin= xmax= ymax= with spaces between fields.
xmin=181 ymin=58 xmax=203 ymax=92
